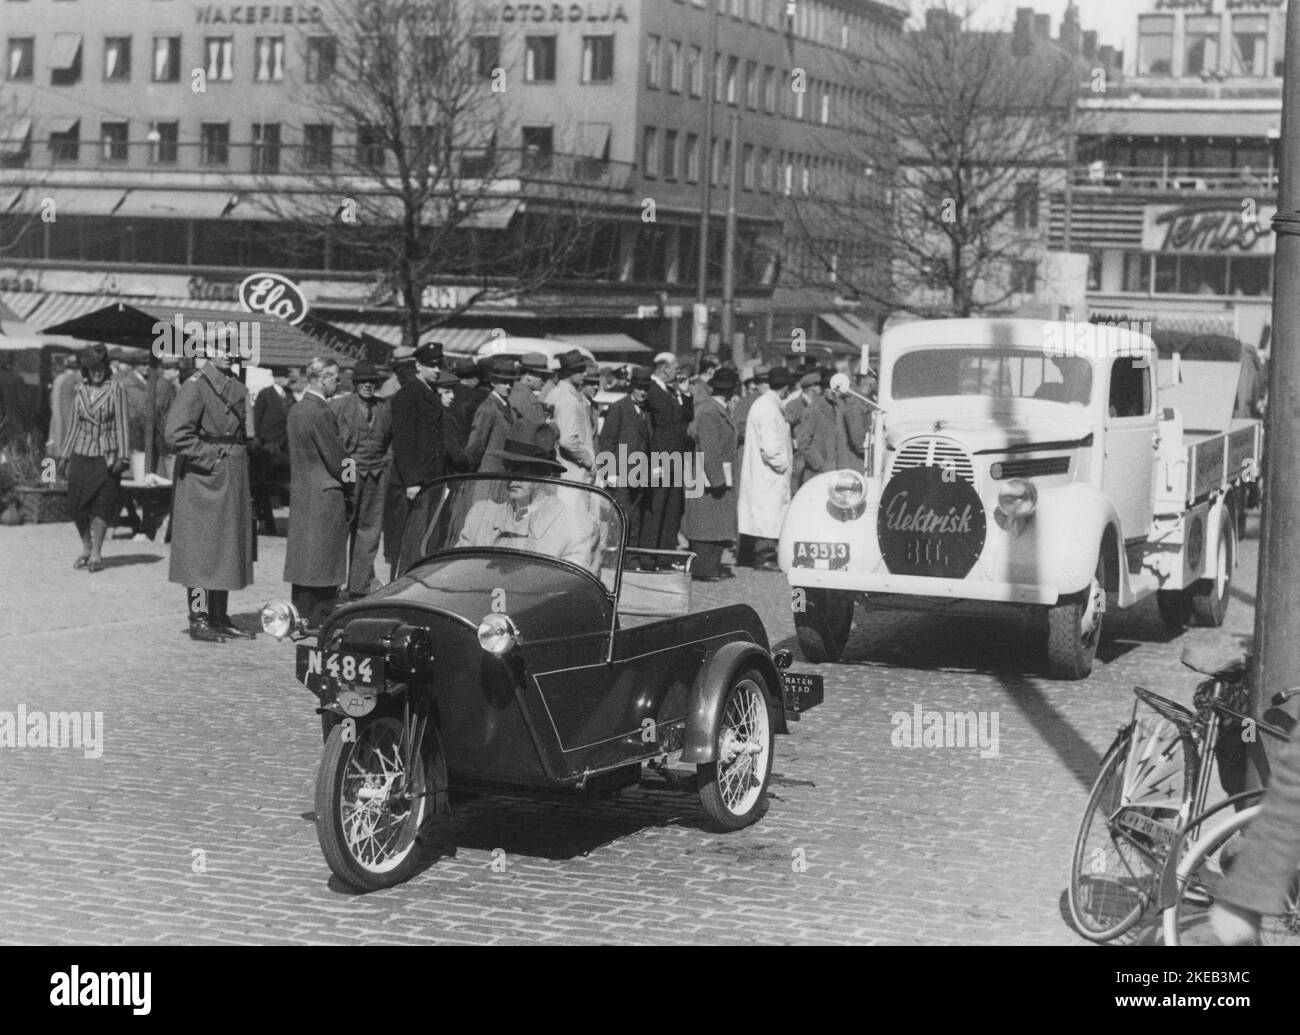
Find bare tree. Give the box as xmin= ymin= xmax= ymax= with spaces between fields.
xmin=786 ymin=1 xmax=1086 ymax=319
xmin=251 ymin=0 xmax=620 ymax=347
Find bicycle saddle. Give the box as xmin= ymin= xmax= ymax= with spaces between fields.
xmin=1180 ymin=642 xmax=1249 ymax=679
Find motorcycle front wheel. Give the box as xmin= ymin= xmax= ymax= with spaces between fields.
xmin=315 ymin=714 xmax=430 ymax=892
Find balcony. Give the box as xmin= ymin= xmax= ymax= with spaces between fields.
xmin=1072 ymin=165 xmax=1278 ymax=195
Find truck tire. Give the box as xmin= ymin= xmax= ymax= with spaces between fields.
xmin=1045 ymin=555 xmax=1105 ymax=680
xmin=1155 ymin=590 xmax=1192 ymax=630
xmin=1188 ymin=517 xmax=1234 ymax=627
xmin=794 ymin=589 xmax=854 ymax=663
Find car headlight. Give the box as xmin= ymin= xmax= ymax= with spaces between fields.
xmin=997 ymin=478 xmax=1038 ymax=519
xmin=261 ymin=599 xmax=301 ymax=640
xmin=828 ymin=470 xmax=867 ymax=510
xmin=477 ymin=612 xmax=521 ymax=656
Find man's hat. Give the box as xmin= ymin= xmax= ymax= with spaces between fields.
xmin=351 ymin=361 xmax=386 ymax=384
xmin=711 ymin=367 xmax=740 ymax=397
xmin=486 ymin=420 xmax=564 ymax=473
xmin=582 ymin=362 xmax=601 ymax=385
xmin=768 ymin=366 xmax=792 ymax=389
xmin=268 ymin=365 xmax=291 ymax=378
xmin=414 ymin=341 xmax=444 ymax=367
xmin=628 ymin=366 xmax=653 ymax=388
xmin=391 ymin=345 xmax=417 ymax=365
xmin=432 ymin=371 xmax=460 ymax=389
xmin=487 ymin=356 xmax=520 ymax=382
xmin=799 ymin=370 xmax=821 ymax=389
xmin=452 ymin=358 xmax=479 ymax=378
xmin=519 ymin=352 xmax=550 ymax=375
xmin=78 ymin=343 xmax=109 ymax=370
xmin=556 ymin=349 xmax=587 ymax=377
xmin=749 ymin=363 xmax=770 ymax=384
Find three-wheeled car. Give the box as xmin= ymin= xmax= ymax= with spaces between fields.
xmin=262 ymin=472 xmax=821 ymax=891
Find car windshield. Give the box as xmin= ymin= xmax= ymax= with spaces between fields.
xmin=410 ymin=476 xmax=625 ymax=593
xmin=892 ymin=348 xmax=1094 ymax=405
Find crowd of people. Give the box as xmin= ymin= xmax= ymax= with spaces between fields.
xmin=42 ymin=337 xmax=877 ymax=640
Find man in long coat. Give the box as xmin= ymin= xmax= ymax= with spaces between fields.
xmin=466 ymin=358 xmax=522 ymax=473
xmin=549 ymin=349 xmax=596 ymax=483
xmin=252 ymin=365 xmax=294 ymax=534
xmin=284 ymin=357 xmax=347 ymax=628
xmin=641 ymin=351 xmax=693 ymax=569
xmin=391 ymin=341 xmax=447 ymax=575
xmin=737 ymin=367 xmax=793 ymax=572
xmin=444 ymin=358 xmax=487 ymax=473
xmin=334 ymin=361 xmax=392 ymax=600
xmin=510 ymin=353 xmax=549 ymax=424
xmin=381 ymin=351 xmax=418 ymax=574
xmin=165 ymin=347 xmax=255 ymax=642
xmin=683 ymin=367 xmax=739 ymax=581
xmin=597 ymin=365 xmax=652 ymax=550
xmin=796 ymin=373 xmax=839 ymax=487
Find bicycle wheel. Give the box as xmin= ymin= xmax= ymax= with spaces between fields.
xmin=1069 ymin=718 xmax=1194 ymax=941
xmin=1162 ymin=805 xmax=1300 ymax=946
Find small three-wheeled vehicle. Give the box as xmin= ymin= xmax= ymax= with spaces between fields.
xmin=263 ymin=473 xmax=821 ymax=891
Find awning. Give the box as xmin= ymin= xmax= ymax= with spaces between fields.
xmin=1088 ymin=109 xmax=1281 ymax=139
xmin=47 ymin=116 xmax=80 ymax=135
xmin=0 ymin=117 xmax=31 ymax=156
xmin=49 ymin=34 xmax=83 ymax=71
xmin=22 ymin=293 xmax=121 ymax=328
xmin=115 ymin=189 xmax=239 ymax=219
xmin=547 ymin=332 xmax=651 ymax=357
xmin=44 ymin=188 xmax=127 ymax=216
xmin=0 ymin=300 xmax=43 ymax=350
xmin=819 ymin=312 xmax=880 ymax=350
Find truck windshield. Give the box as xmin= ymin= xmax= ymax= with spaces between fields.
xmin=892 ymin=348 xmax=1093 ymax=405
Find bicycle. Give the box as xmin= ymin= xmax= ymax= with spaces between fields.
xmin=1067 ymin=643 xmax=1297 ymax=942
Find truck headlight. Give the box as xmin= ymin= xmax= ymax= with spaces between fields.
xmin=828 ymin=470 xmax=867 ymax=510
xmin=477 ymin=613 xmax=521 ymax=656
xmin=997 ymin=478 xmax=1038 ymax=519
xmin=260 ymin=599 xmax=302 ymax=640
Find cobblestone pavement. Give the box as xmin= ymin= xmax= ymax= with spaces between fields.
xmin=0 ymin=517 xmax=1260 ymax=945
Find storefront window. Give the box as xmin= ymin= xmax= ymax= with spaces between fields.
xmin=1138 ymin=15 xmax=1174 ymax=76
xmin=1228 ymin=256 xmax=1271 ymax=296
xmin=1232 ymin=15 xmax=1268 ymax=77
xmin=1123 ymin=254 xmax=1151 ymax=293
xmin=1185 ymin=16 xmax=1221 ymax=76
xmin=1178 ymin=255 xmax=1227 ymax=295
xmin=1154 ymin=254 xmax=1178 ymax=293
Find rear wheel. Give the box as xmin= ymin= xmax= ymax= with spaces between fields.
xmin=793 ymin=589 xmax=853 ymax=663
xmin=1188 ymin=516 xmax=1234 ymax=627
xmin=697 ymin=670 xmax=774 ymax=830
xmin=1045 ymin=553 xmax=1105 ymax=680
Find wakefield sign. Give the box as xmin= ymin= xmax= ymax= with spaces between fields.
xmin=1142 ymin=204 xmax=1277 ymax=256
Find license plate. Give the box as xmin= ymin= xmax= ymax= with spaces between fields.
xmin=792 ymin=542 xmax=850 ymax=570
xmin=782 ymin=672 xmax=825 ymax=715
xmin=1115 ymin=808 xmax=1177 ymax=846
xmin=296 ymin=647 xmax=385 ymax=698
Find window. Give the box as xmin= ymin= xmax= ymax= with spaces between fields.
xmin=687 ymin=46 xmax=702 ymax=97
xmin=205 ymin=36 xmax=233 ymax=81
xmin=472 ymin=35 xmax=499 ymax=78
xmin=355 ymin=123 xmax=385 ymax=169
xmin=104 ymin=37 xmax=131 ymax=81
xmin=714 ymin=51 xmax=723 ymax=102
xmin=419 ymin=36 xmax=443 ymax=78
xmin=200 ymin=122 xmax=229 ymax=166
xmin=646 ymin=35 xmax=661 ymax=89
xmin=306 ymin=36 xmax=335 ymax=82
xmin=1231 ymin=15 xmax=1268 ymax=76
xmin=1138 ymin=15 xmax=1174 ymax=76
xmin=100 ymin=121 xmax=127 ymax=161
xmin=1010 ymin=259 xmax=1037 ymax=295
xmin=1109 ymin=358 xmax=1151 ymax=418
xmin=794 ymin=83 xmax=804 ymax=119
xmin=252 ymin=122 xmax=281 ymax=173
xmin=820 ymin=85 xmax=830 ymax=124
xmin=49 ymin=33 xmax=82 ymax=85
xmin=1185 ymin=15 xmax=1220 ymax=76
xmin=582 ymin=35 xmax=613 ymax=83
xmin=152 ymin=36 xmax=179 ymax=82
xmin=666 ymin=40 xmax=681 ymax=92
xmin=148 ymin=121 xmax=178 ymax=164
xmin=7 ymin=37 xmax=33 ymax=80
xmin=254 ymin=36 xmax=284 ymax=82
xmin=759 ymin=147 xmax=771 ymax=191
xmin=521 ymin=125 xmax=553 ymax=173
xmin=763 ymin=65 xmax=775 ymax=113
xmin=685 ymin=133 xmax=700 ymax=183
xmin=663 ymin=128 xmax=678 ymax=180
xmin=726 ymin=56 xmax=739 ymax=104
xmin=1013 ymin=181 xmax=1039 ymax=229
xmin=742 ymin=143 xmax=754 ymax=189
xmin=525 ymin=36 xmax=556 ymax=82
xmin=303 ymin=123 xmax=333 ymax=168
xmin=643 ymin=126 xmax=658 ymax=177
xmin=745 ymin=60 xmax=758 ymax=109
xmin=50 ymin=119 xmax=79 ymax=162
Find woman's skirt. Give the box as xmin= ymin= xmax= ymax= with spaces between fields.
xmin=67 ymin=454 xmax=121 ymax=524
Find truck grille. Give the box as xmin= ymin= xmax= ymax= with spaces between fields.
xmin=990 ymin=456 xmax=1071 ymax=479
xmin=890 ymin=437 xmax=975 ymax=484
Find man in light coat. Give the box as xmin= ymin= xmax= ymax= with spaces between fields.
xmin=738 ymin=367 xmax=793 ymax=572
xmin=548 ymin=349 xmax=596 ymax=483
xmin=683 ymin=367 xmax=739 ymax=581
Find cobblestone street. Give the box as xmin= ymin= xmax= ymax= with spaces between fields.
xmin=0 ymin=519 xmax=1259 ymax=945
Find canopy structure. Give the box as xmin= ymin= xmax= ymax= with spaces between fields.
xmin=0 ymin=300 xmax=43 ymax=350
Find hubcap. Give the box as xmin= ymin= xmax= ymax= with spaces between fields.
xmin=1081 ymin=570 xmax=1104 ymax=642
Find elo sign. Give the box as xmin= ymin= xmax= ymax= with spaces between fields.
xmin=239 ymin=272 xmax=309 ymax=325
xmin=877 ymin=465 xmax=986 ymax=579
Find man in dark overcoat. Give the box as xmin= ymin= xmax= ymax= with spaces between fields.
xmin=465 ymin=358 xmax=522 ymax=473
xmin=596 ymin=365 xmax=652 ymax=550
xmin=334 ymin=361 xmax=392 ymax=599
xmin=381 ymin=350 xmax=418 ymax=576
xmin=683 ymin=367 xmax=739 ymax=581
xmin=640 ymin=351 xmax=693 ymax=569
xmin=165 ymin=346 xmax=255 ymax=642
xmin=284 ymin=357 xmax=348 ymax=628
xmin=510 ymin=353 xmax=549 ymax=424
xmin=252 ymin=365 xmax=294 ymax=534
xmin=390 ymin=341 xmax=447 ymax=575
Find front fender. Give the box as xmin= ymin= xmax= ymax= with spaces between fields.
xmin=681 ymin=642 xmax=787 ymax=764
xmin=1017 ymin=483 xmax=1123 ymax=597
xmin=777 ymin=471 xmax=872 ymax=570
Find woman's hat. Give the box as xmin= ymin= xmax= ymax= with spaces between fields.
xmin=556 ymin=349 xmax=587 ymax=377
xmin=486 ymin=420 xmax=565 ymax=473
xmin=78 ymin=343 xmax=109 ymax=370
xmin=351 ymin=361 xmax=386 ymax=384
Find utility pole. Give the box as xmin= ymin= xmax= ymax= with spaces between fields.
xmin=696 ymin=0 xmax=720 ymax=327
xmin=1062 ymin=55 xmax=1078 ymax=252
xmin=1250 ymin=0 xmax=1300 ymax=785
xmin=721 ymin=111 xmax=741 ymax=367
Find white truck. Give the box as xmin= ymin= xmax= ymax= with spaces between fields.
xmin=779 ymin=318 xmax=1262 ymax=680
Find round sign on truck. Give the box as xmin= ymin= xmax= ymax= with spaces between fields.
xmin=877 ymin=466 xmax=987 ymax=579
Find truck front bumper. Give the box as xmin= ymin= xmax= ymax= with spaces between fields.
xmin=787 ymin=567 xmax=1060 ymax=606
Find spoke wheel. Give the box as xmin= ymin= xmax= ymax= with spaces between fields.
xmin=697 ymin=671 xmax=774 ymax=830
xmin=315 ymin=715 xmax=430 ymax=892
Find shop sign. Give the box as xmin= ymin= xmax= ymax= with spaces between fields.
xmin=239 ymin=272 xmax=309 ymax=324
xmin=1141 ymin=204 xmax=1277 ymax=256
xmin=499 ymin=3 xmax=629 ymax=23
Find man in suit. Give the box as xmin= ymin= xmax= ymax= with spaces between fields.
xmin=597 ymin=365 xmax=652 ymax=550
xmin=334 ymin=361 xmax=392 ymax=599
xmin=390 ymin=341 xmax=447 ymax=576
xmin=381 ymin=350 xmax=418 ymax=575
xmin=640 ymin=351 xmax=693 ymax=569
xmin=683 ymin=367 xmax=739 ymax=581
xmin=548 ymin=349 xmax=596 ymax=483
xmin=252 ymin=365 xmax=294 ymax=534
xmin=466 ymin=358 xmax=522 ymax=473
xmin=510 ymin=353 xmax=549 ymax=424
xmin=796 ymin=370 xmax=839 ymax=486
xmin=444 ymin=358 xmax=485 ymax=473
